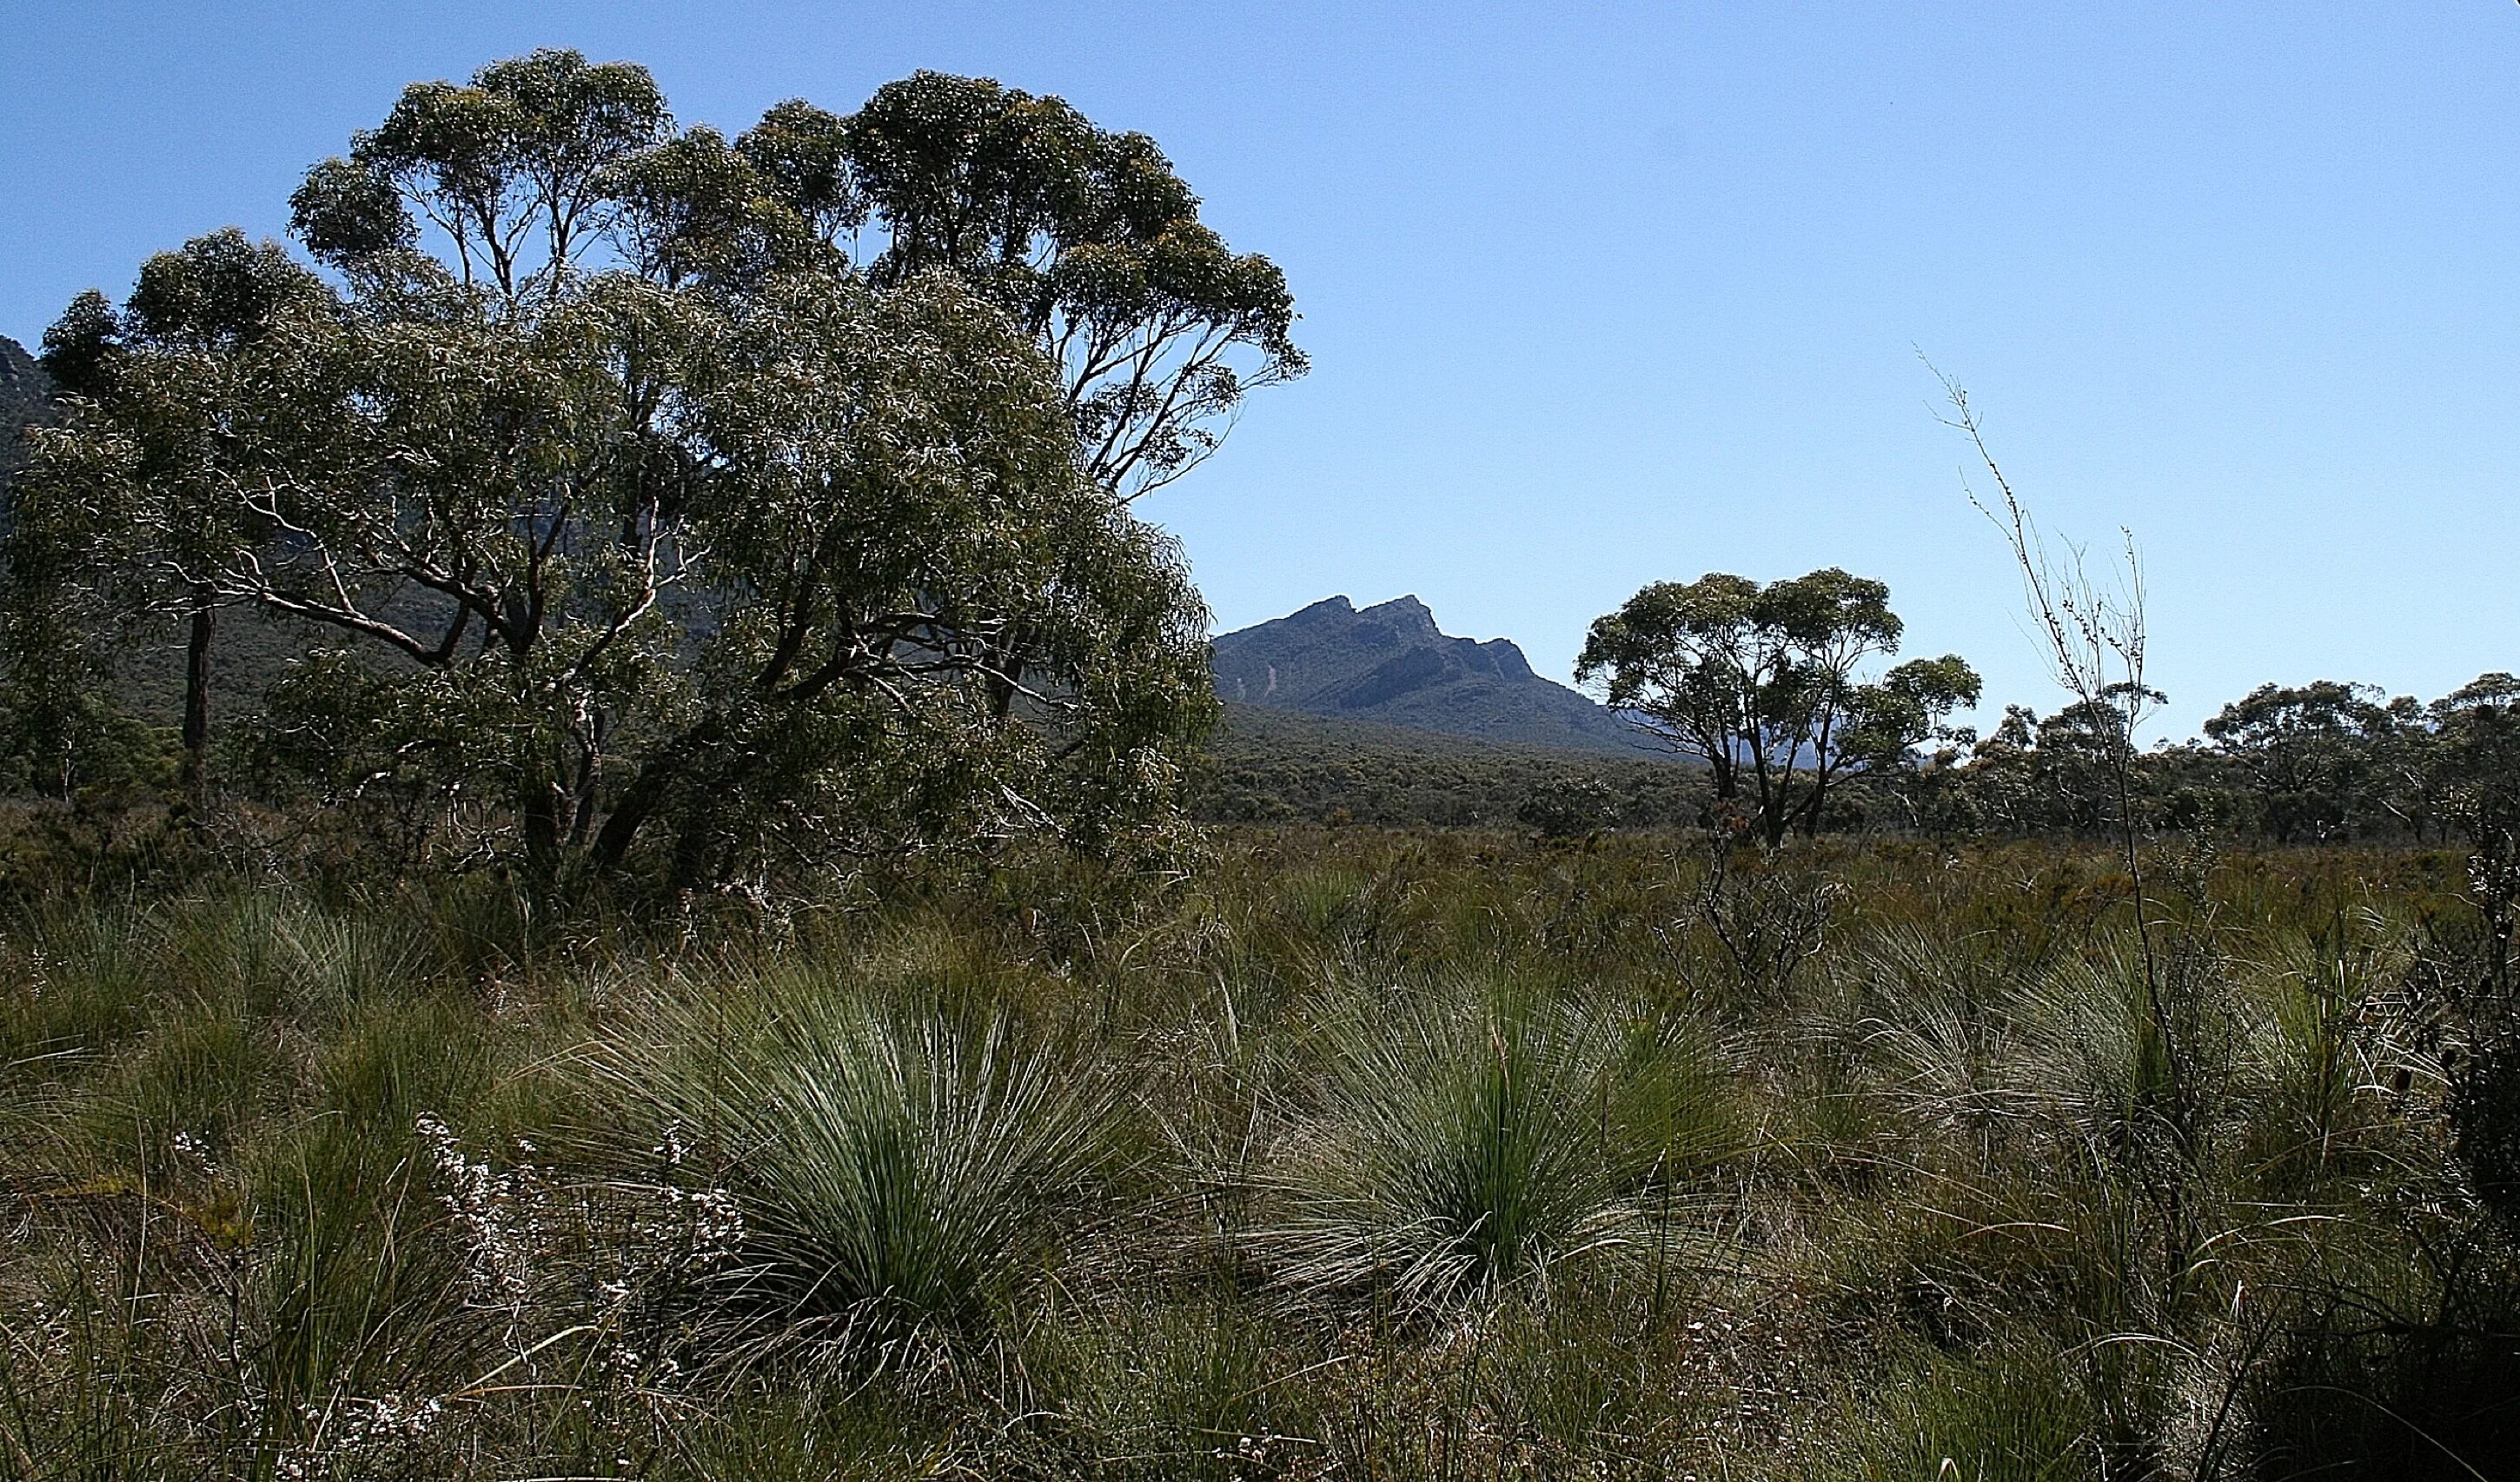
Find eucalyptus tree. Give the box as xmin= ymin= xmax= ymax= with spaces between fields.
xmin=11 ymin=50 xmax=1254 ymax=887
xmin=1958 ymin=691 xmax=2171 ymax=837
xmin=842 ymin=71 xmax=1306 ymax=502
xmin=290 ymin=59 xmax=1303 ymax=501
xmin=2202 ymin=680 xmax=2405 ymax=843
xmin=290 ymin=49 xmax=672 ymax=298
xmin=1577 ymin=568 xmax=1976 ymax=845
xmin=2426 ymin=675 xmax=2520 ymax=991
xmin=1843 ymin=653 xmax=1986 ymax=838
xmin=28 ymin=229 xmax=330 ymax=799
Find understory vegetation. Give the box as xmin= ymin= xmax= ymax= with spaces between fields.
xmin=1192 ymin=704 xmax=1706 ymax=829
xmin=5 ymin=828 xmax=2517 ymax=1479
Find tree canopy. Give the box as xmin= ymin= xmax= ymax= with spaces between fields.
xmin=284 ymin=56 xmax=1303 ymax=502
xmin=2202 ymin=681 xmax=2409 ymax=843
xmin=1577 ymin=568 xmax=1978 ymax=845
xmin=8 ymin=50 xmax=1283 ymax=891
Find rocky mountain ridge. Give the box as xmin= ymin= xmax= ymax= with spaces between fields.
xmin=0 ymin=335 xmax=50 ymax=475
xmin=1211 ymin=595 xmax=1648 ymax=755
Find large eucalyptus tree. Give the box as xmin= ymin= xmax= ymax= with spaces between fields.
xmin=11 ymin=50 xmax=1289 ymax=887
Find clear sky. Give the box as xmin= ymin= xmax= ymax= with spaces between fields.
xmin=6 ymin=2 xmax=2517 ymax=736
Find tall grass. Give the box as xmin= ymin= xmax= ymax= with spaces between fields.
xmin=594 ymin=970 xmax=1123 ymax=1373
xmin=1243 ymin=975 xmax=1738 ymax=1314
xmin=0 ymin=833 xmax=2512 ymax=1479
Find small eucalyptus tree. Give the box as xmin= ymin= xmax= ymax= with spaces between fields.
xmin=2202 ymin=680 xmax=2408 ymax=843
xmin=1577 ymin=568 xmax=1977 ymax=846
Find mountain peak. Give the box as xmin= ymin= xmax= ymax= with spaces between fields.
xmin=1479 ymin=637 xmax=1535 ymax=679
xmin=1356 ymin=595 xmax=1441 ymax=642
xmin=1211 ymin=595 xmax=1647 ymax=755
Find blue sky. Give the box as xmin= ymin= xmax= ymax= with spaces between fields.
xmin=6 ymin=2 xmax=2516 ymax=736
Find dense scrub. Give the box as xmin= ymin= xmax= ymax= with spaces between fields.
xmin=3 ymin=828 xmax=2516 ymax=1479
xmin=1193 ymin=704 xmax=1703 ymax=829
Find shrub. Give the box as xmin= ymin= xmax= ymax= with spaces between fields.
xmin=596 ymin=977 xmax=1122 ymax=1368
xmin=1243 ymin=977 xmax=1736 ymax=1314
xmin=1519 ymin=774 xmax=1616 ymax=841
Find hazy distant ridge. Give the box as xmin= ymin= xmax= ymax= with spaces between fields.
xmin=1210 ymin=595 xmax=1648 ymax=755
xmin=0 ymin=335 xmax=50 ymax=479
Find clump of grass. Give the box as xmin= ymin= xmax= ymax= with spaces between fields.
xmin=1 ymin=902 xmax=157 ymax=1082
xmin=596 ymin=974 xmax=1123 ymax=1371
xmin=241 ymin=1119 xmax=478 ymax=1455
xmin=315 ymin=995 xmax=494 ymax=1135
xmin=1243 ymin=976 xmax=1737 ymax=1314
xmin=95 ymin=993 xmax=283 ymax=1181
xmin=1011 ymin=1293 xmax=1309 ymax=1481
xmin=2236 ymin=912 xmax=2424 ymax=1200
xmin=1814 ymin=1337 xmax=2096 ymax=1482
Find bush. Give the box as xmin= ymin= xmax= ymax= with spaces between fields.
xmin=1519 ymin=774 xmax=1617 ymax=841
xmin=596 ymin=976 xmax=1122 ymax=1369
xmin=1243 ymin=976 xmax=1736 ymax=1313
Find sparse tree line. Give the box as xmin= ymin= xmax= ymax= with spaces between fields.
xmin=0 ymin=50 xmax=1299 ymax=894
xmin=1569 ymin=565 xmax=2517 ymax=863
xmin=1862 ymin=674 xmax=2520 ymax=847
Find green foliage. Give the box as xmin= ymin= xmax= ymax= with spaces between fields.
xmin=1201 ymin=662 xmax=2519 ymax=860
xmin=2 ymin=764 xmax=2517 ymax=1481
xmin=284 ymin=53 xmax=1303 ymax=504
xmin=2430 ymin=674 xmax=2520 ymax=1001
xmin=595 ymin=976 xmax=1122 ymax=1368
xmin=1196 ymin=702 xmax=1704 ymax=827
xmin=1581 ymin=568 xmax=1980 ymax=845
xmin=2203 ymin=681 xmax=2405 ymax=842
xmin=295 ymin=48 xmax=669 ymax=293
xmin=846 ymin=70 xmax=1306 ymax=502
xmin=1243 ymin=976 xmax=1735 ymax=1313
xmin=11 ymin=50 xmax=1263 ymax=892
xmin=1817 ymin=1340 xmax=2096 ymax=1482
xmin=1518 ymin=773 xmax=1617 ymax=840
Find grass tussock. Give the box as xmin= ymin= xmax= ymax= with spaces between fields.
xmin=593 ymin=975 xmax=1121 ymax=1373
xmin=1241 ymin=976 xmax=1738 ymax=1314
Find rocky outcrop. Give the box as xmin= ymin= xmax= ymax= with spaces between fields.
xmin=0 ymin=335 xmax=50 ymax=477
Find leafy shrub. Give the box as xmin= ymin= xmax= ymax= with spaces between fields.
xmin=1520 ymin=774 xmax=1617 ymax=841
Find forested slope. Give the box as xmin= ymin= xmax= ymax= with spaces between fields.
xmin=1195 ymin=700 xmax=1698 ymax=827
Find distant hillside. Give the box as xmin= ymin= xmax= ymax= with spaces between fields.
xmin=1211 ymin=595 xmax=1648 ymax=755
xmin=0 ymin=335 xmax=50 ymax=478
xmin=1195 ymin=701 xmax=1701 ymax=827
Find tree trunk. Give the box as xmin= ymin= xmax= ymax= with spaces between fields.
xmin=1797 ymin=768 xmax=1829 ymax=839
xmin=588 ymin=714 xmax=727 ymax=878
xmin=521 ymin=779 xmax=563 ymax=893
xmin=1709 ymin=751 xmax=1737 ymax=801
xmin=178 ymin=591 xmax=215 ymax=805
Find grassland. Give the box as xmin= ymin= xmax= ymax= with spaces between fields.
xmin=2 ymin=827 xmax=2512 ymax=1479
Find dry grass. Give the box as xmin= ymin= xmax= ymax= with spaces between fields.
xmin=0 ymin=830 xmax=2509 ymax=1479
